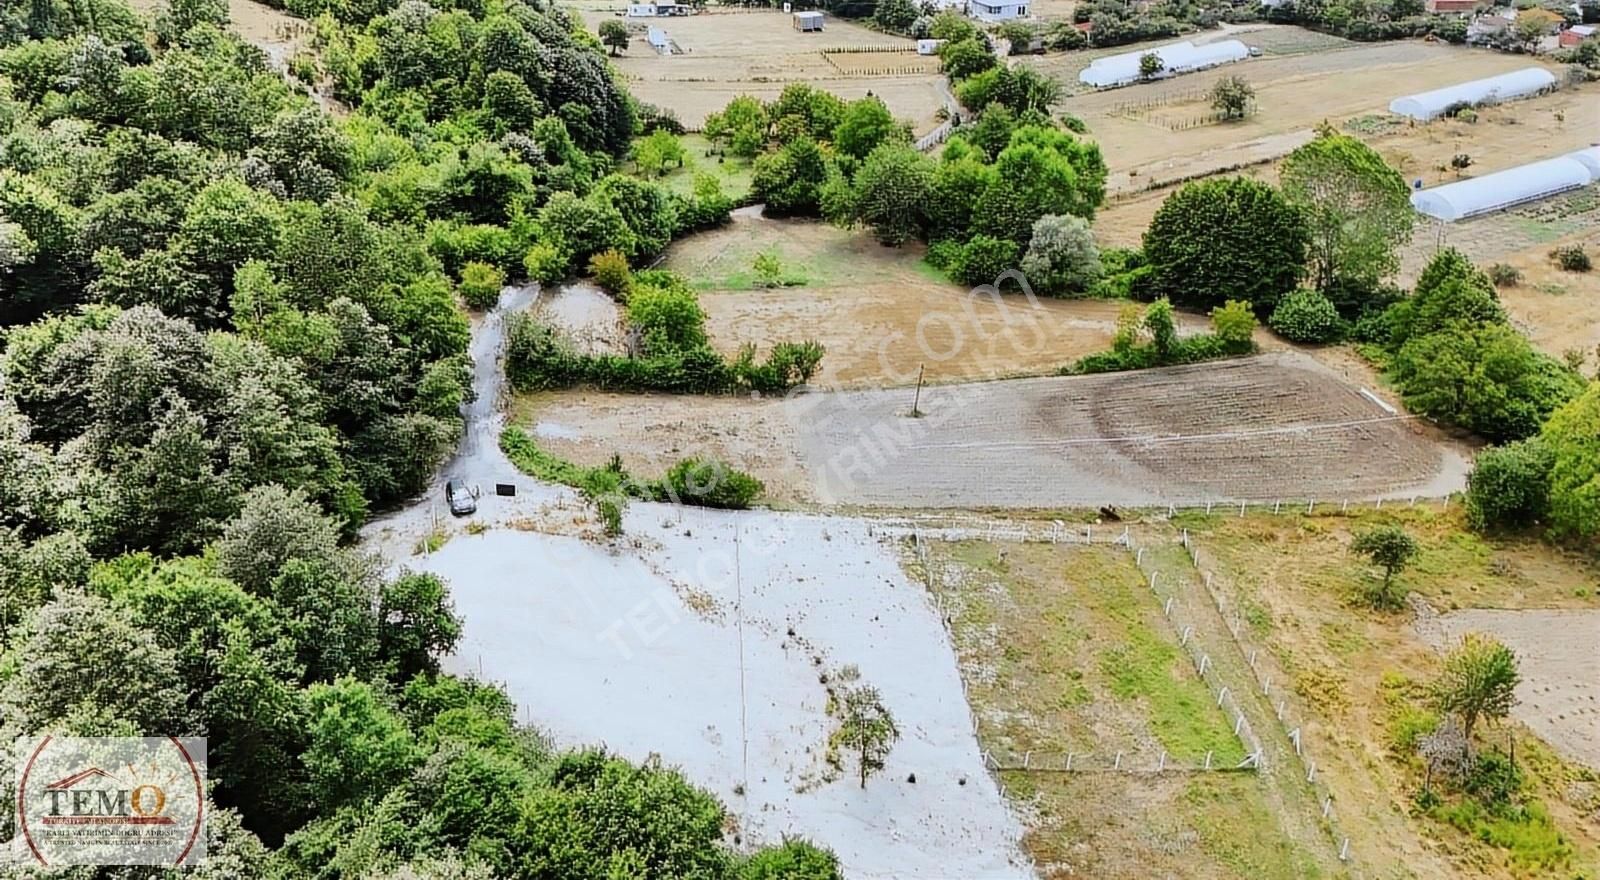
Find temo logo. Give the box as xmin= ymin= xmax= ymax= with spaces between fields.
xmin=12 ymin=737 xmax=206 ymax=867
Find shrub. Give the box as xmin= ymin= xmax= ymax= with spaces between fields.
xmin=753 ymin=251 xmax=786 ymax=288
xmin=1269 ymin=288 xmax=1344 ymax=343
xmin=524 ymin=242 xmax=570 ymax=285
xmin=588 ymin=249 xmax=633 ymax=298
xmin=1550 ymin=244 xmax=1592 ymax=272
xmin=925 ymin=239 xmax=963 ymax=270
xmin=1020 ymin=214 xmax=1101 ymax=295
xmin=950 ymin=234 xmax=1020 ymax=287
xmin=1465 ymin=438 xmax=1554 ymax=531
xmin=1488 ymin=263 xmax=1522 ymax=287
xmin=653 ymin=458 xmax=764 ymax=509
xmin=733 ymin=341 xmax=825 ymax=394
xmin=1209 ymin=300 xmax=1256 ymax=354
xmin=458 ymin=261 xmax=506 ymax=310
xmin=627 ymin=279 xmax=707 ymax=355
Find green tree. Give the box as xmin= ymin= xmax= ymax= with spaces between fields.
xmin=377 ymin=572 xmax=462 ymax=680
xmin=1209 ymin=74 xmax=1254 ymax=120
xmin=833 ymin=683 xmax=900 ymax=789
xmin=1464 ymin=438 xmax=1555 ymax=532
xmin=1541 ymin=381 xmax=1600 ymax=546
xmin=752 ymin=136 xmax=830 ymax=217
xmin=302 ymin=678 xmax=419 ymax=814
xmin=738 ymin=840 xmax=843 ymax=880
xmin=1280 ymin=130 xmax=1415 ymax=294
xmin=849 ymin=143 xmax=935 ymax=246
xmin=833 ymin=96 xmax=901 ymax=160
xmin=1431 ymin=633 xmax=1520 ymax=752
xmin=634 ymin=128 xmax=686 ymax=177
xmin=1021 ymin=213 xmax=1101 ymax=294
xmin=1393 ymin=322 xmax=1582 ymax=442
xmin=1143 ymin=177 xmax=1308 ymax=311
xmin=598 ymin=19 xmax=629 ymax=54
xmin=1138 ymin=51 xmax=1162 ymax=79
xmin=938 ymin=37 xmax=996 ymax=80
xmin=1143 ymin=297 xmax=1177 ymax=361
xmin=873 ymin=0 xmax=919 ymax=31
xmin=1350 ymin=525 xmax=1418 ymax=609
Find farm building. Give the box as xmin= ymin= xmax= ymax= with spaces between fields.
xmin=1077 ymin=39 xmax=1249 ymax=88
xmin=970 ymin=0 xmax=1029 ymax=21
xmin=1560 ymin=24 xmax=1597 ymax=47
xmin=646 ymin=25 xmax=671 ymax=53
xmin=625 ymin=1 xmax=688 ymax=16
xmin=1387 ymin=67 xmax=1557 ymax=120
xmin=792 ymin=9 xmax=824 ymax=30
xmin=917 ymin=38 xmax=946 ymax=54
xmin=1411 ymin=147 xmax=1600 ymax=221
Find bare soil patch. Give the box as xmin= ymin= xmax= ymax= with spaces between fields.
xmin=585 ymin=10 xmax=945 ymax=131
xmin=797 ymin=351 xmax=1467 ymax=508
xmin=519 ymin=352 xmax=1469 ymax=510
xmin=667 ymin=214 xmax=1214 ymax=389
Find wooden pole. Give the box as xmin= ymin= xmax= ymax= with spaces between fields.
xmin=912 ymin=363 xmax=925 ymax=417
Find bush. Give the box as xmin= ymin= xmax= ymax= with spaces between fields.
xmin=1462 ymin=751 xmax=1523 ymax=808
xmin=925 ymin=239 xmax=963 ymax=270
xmin=458 ymin=261 xmax=506 ymax=310
xmin=627 ymin=278 xmax=707 ymax=355
xmin=949 ymin=234 xmax=1020 ymax=287
xmin=1465 ymin=438 xmax=1554 ymax=531
xmin=524 ymin=242 xmax=570 ymax=285
xmin=588 ymin=249 xmax=633 ymax=298
xmin=653 ymin=458 xmax=764 ymax=509
xmin=1550 ymin=244 xmax=1592 ymax=272
xmin=1209 ymin=300 xmax=1256 ymax=354
xmin=1488 ymin=263 xmax=1522 ymax=287
xmin=733 ymin=341 xmax=825 ymax=394
xmin=1269 ymin=288 xmax=1344 ymax=343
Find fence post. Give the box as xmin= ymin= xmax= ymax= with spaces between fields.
xmin=1322 ymin=796 xmax=1332 ymax=819
xmin=1114 ymin=751 xmax=1122 ymax=770
xmin=1158 ymin=751 xmax=1166 ymax=772
xmin=1164 ymin=596 xmax=1174 ymax=616
xmin=1262 ymin=675 xmax=1271 ymax=696
xmin=1204 ymin=750 xmax=1213 ymax=770
xmin=1149 ymin=571 xmax=1158 ymax=590
xmin=1339 ymin=838 xmax=1350 ymax=861
xmin=1234 ymin=714 xmax=1243 ymax=736
xmin=1216 ymin=686 xmax=1229 ymax=708
xmin=1181 ymin=625 xmax=1193 ymax=646
xmin=1066 ymin=752 xmax=1073 ymax=771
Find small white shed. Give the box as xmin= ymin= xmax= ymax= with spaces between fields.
xmin=793 ymin=10 xmax=824 ymax=30
xmin=969 ymin=0 xmax=1027 ymax=20
xmin=917 ymin=38 xmax=946 ymax=55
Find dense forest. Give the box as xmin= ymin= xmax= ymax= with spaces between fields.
xmin=0 ymin=0 xmax=839 ymax=876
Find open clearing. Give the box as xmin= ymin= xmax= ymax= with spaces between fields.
xmin=1490 ymin=223 xmax=1600 ymax=367
xmin=582 ymin=10 xmax=946 ymax=132
xmin=416 ymin=507 xmax=1031 ymax=880
xmin=1179 ymin=507 xmax=1600 ymax=878
xmin=1421 ymin=609 xmax=1600 ymax=770
xmin=522 ymin=351 xmax=1469 ymax=509
xmin=664 ymin=213 xmax=1214 ymax=389
xmin=909 ymin=539 xmax=1325 ymax=878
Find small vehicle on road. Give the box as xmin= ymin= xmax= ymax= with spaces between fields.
xmin=445 ymin=480 xmax=478 ymax=516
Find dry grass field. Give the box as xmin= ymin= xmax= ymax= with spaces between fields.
xmin=1175 ymin=506 xmax=1600 ymax=879
xmin=909 ymin=539 xmax=1326 ymax=879
xmin=665 ymin=214 xmax=1216 ymax=389
xmin=581 ymin=9 xmax=946 ymax=131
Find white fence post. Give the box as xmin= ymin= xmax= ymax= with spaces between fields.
xmin=1216 ymin=686 xmax=1229 ymax=708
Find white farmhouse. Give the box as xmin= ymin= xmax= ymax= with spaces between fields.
xmin=969 ymin=0 xmax=1029 ymax=21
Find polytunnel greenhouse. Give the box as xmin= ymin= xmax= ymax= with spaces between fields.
xmin=1077 ymin=39 xmax=1250 ymax=89
xmin=1410 ymin=147 xmax=1600 ymax=222
xmin=1387 ymin=67 xmax=1558 ymax=121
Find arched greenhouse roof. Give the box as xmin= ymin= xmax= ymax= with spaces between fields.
xmin=1411 ymin=148 xmax=1600 ymax=222
xmin=1077 ymin=40 xmax=1249 ymax=89
xmin=1387 ymin=68 xmax=1557 ymax=121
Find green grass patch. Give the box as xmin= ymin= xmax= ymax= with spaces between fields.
xmin=500 ymin=426 xmax=764 ymax=509
xmin=690 ymin=266 xmax=811 ymax=291
xmin=630 ymin=134 xmax=756 ymax=202
xmin=1430 ymin=798 xmax=1578 ymax=875
xmin=1090 ymin=559 xmax=1245 ymax=763
xmin=413 ymin=530 xmax=449 ymax=555
xmin=500 ymin=425 xmax=597 ymax=488
xmin=1182 ymin=776 xmax=1326 ymax=879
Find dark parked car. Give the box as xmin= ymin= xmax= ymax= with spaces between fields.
xmin=446 ymin=480 xmax=477 ymax=516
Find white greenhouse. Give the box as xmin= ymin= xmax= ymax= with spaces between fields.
xmin=1078 ymin=39 xmax=1250 ymax=89
xmin=1387 ymin=67 xmax=1557 ymax=121
xmin=1411 ymin=147 xmax=1600 ymax=222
